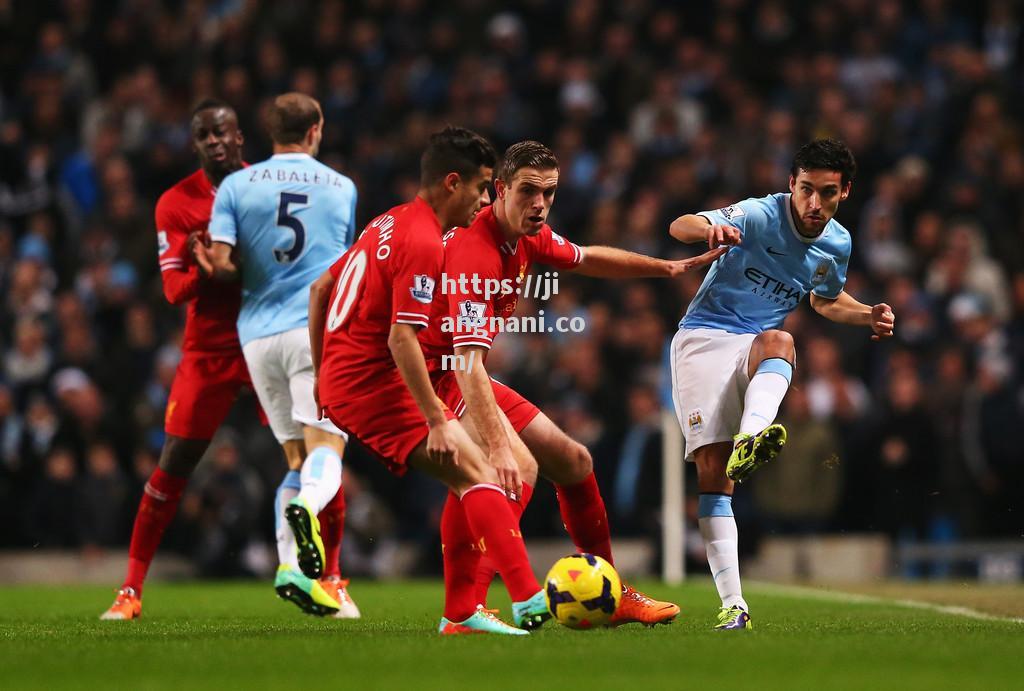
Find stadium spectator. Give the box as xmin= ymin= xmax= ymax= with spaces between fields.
xmin=0 ymin=2 xmax=1021 ymax=575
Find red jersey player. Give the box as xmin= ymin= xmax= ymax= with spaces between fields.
xmin=418 ymin=140 xmax=725 ymax=626
xmin=309 ymin=127 xmax=550 ymax=635
xmin=101 ymin=100 xmax=350 ymax=620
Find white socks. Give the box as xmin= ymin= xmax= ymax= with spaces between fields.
xmin=275 ymin=471 xmax=301 ymax=568
xmin=298 ymin=446 xmax=343 ymax=514
xmin=738 ymin=358 xmax=792 ymax=436
xmin=274 ymin=448 xmax=343 ymax=571
xmin=699 ymin=358 xmax=790 ymax=611
xmin=698 ymin=494 xmax=748 ymax=611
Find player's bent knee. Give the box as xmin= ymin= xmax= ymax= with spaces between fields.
xmin=445 ymin=458 xmax=494 ymax=494
xmin=303 ymin=426 xmax=346 ymax=456
xmin=568 ymin=443 xmax=593 ymax=481
xmin=542 ymin=441 xmax=592 ymax=485
xmin=757 ymin=329 xmax=795 ymax=357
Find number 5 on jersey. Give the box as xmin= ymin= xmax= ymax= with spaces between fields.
xmin=275 ymin=192 xmax=308 ymax=263
xmin=327 ymin=250 xmax=367 ymax=332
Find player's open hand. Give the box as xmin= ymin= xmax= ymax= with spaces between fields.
xmin=488 ymin=446 xmax=522 ymax=501
xmin=705 ymin=223 xmax=741 ymax=249
xmin=870 ymin=302 xmax=895 ymax=341
xmin=666 ymin=246 xmax=729 ymax=276
xmin=426 ymin=422 xmax=460 ymax=466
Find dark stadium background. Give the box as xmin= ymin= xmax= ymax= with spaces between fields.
xmin=0 ymin=0 xmax=1021 ymax=583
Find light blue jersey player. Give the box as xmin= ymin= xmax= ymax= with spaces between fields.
xmin=200 ymin=93 xmax=360 ymax=619
xmin=666 ymin=140 xmax=895 ymax=631
xmin=209 ymin=150 xmax=356 ymax=346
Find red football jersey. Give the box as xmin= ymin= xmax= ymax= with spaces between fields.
xmin=419 ymin=204 xmax=583 ymax=371
xmin=319 ymin=196 xmax=445 ymax=404
xmin=156 ymin=169 xmax=242 ymax=353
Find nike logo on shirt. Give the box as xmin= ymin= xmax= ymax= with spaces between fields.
xmin=766 ymin=246 xmax=787 ymax=256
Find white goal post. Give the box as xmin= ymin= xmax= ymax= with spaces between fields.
xmin=660 ymin=408 xmax=685 ymax=584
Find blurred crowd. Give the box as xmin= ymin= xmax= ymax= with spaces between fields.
xmin=1 ymin=0 xmax=1022 ymax=578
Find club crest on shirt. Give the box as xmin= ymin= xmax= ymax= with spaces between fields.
xmin=718 ymin=204 xmax=745 ymax=221
xmin=811 ymin=259 xmax=831 ymax=285
xmin=687 ymin=408 xmax=704 ymax=433
xmin=410 ymin=274 xmax=436 ymax=303
xmin=157 ymin=230 xmax=170 ymax=255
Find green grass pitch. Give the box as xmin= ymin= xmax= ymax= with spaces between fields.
xmin=1 ymin=580 xmax=1021 ymax=690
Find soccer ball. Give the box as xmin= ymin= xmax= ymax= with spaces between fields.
xmin=544 ymin=553 xmax=622 ymax=629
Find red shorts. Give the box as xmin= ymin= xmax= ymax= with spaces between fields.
xmin=431 ymin=371 xmax=541 ymax=433
xmin=323 ymin=368 xmax=456 ymax=477
xmin=165 ymin=350 xmax=253 ymax=439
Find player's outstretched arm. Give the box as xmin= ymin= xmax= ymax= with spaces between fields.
xmin=452 ymin=345 xmax=521 ymax=498
xmin=669 ymin=214 xmax=741 ymax=249
xmin=573 ymin=245 xmax=727 ymax=278
xmin=387 ymin=324 xmax=459 ymax=466
xmin=810 ymin=291 xmax=895 ymax=341
xmin=308 ymin=269 xmax=335 ymax=416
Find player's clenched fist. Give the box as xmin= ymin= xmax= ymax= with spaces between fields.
xmin=705 ymin=223 xmax=741 ymax=249
xmin=870 ymin=302 xmax=895 ymax=341
xmin=426 ymin=422 xmax=460 ymax=466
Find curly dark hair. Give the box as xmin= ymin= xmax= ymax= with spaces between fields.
xmin=791 ymin=139 xmax=857 ymax=186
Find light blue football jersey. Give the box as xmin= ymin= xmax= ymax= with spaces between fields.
xmin=680 ymin=193 xmax=851 ymax=334
xmin=209 ymin=153 xmax=357 ymax=345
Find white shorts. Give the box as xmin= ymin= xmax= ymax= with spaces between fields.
xmin=669 ymin=328 xmax=756 ymax=460
xmin=242 ymin=327 xmax=347 ymax=444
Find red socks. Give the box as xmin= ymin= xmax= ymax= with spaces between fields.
xmin=318 ymin=488 xmax=346 ymax=579
xmin=441 ymin=491 xmax=481 ymax=622
xmin=555 ymin=472 xmax=614 ymax=566
xmin=472 ymin=483 xmax=533 ymax=605
xmin=124 ymin=467 xmax=188 ymax=594
xmin=460 ymin=483 xmax=539 ymax=603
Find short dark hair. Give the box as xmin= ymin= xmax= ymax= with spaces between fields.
xmin=266 ymin=93 xmax=322 ymax=145
xmin=420 ymin=126 xmax=497 ymax=186
xmin=498 ymin=140 xmax=559 ymax=182
xmin=190 ymin=98 xmax=235 ymax=120
xmin=791 ymin=139 xmax=857 ymax=186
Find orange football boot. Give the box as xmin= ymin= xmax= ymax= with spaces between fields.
xmin=319 ymin=576 xmax=361 ymax=619
xmin=610 ymin=584 xmax=680 ymax=627
xmin=100 ymin=587 xmax=142 ymax=620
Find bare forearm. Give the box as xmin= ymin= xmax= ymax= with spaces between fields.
xmin=453 ymin=349 xmax=509 ymax=452
xmin=669 ymin=214 xmax=711 ymax=244
xmin=388 ymin=324 xmax=448 ymax=427
xmin=575 ymin=245 xmax=671 ymax=278
xmin=209 ymin=243 xmax=240 ymax=281
xmin=811 ymin=291 xmax=871 ymax=326
xmin=308 ymin=275 xmax=332 ymax=372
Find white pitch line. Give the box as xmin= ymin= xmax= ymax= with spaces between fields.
xmin=749 ymin=581 xmax=1024 ymax=625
